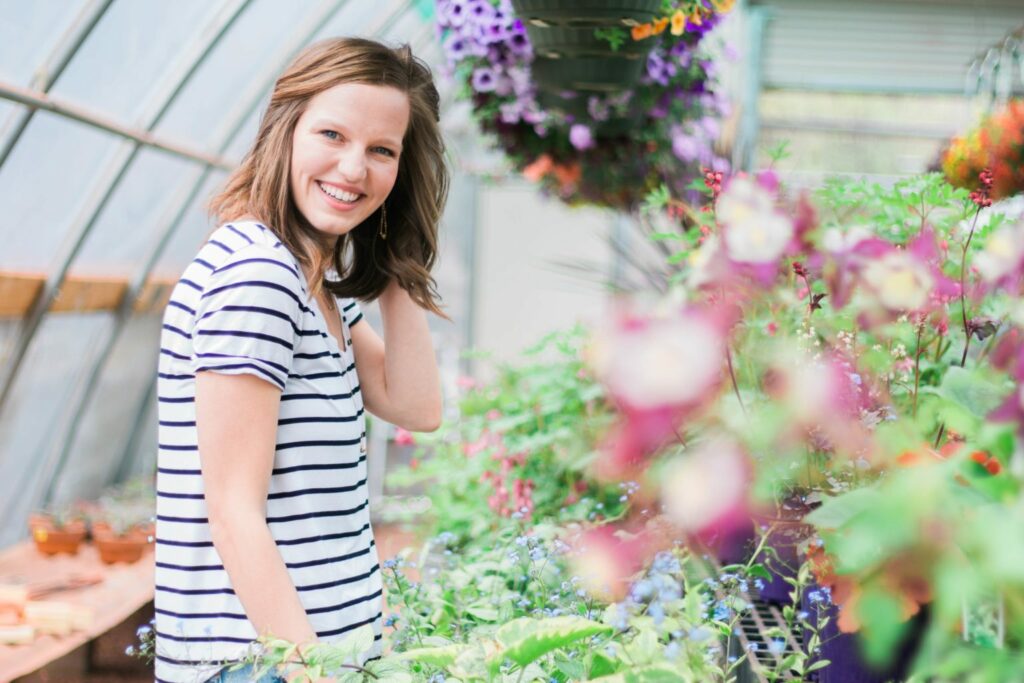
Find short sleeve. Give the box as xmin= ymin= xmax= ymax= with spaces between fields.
xmin=191 ymin=247 xmax=303 ymax=390
xmin=340 ymin=298 xmax=363 ymax=328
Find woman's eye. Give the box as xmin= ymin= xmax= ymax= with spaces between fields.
xmin=373 ymin=147 xmax=396 ymax=157
xmin=320 ymin=130 xmax=340 ymax=141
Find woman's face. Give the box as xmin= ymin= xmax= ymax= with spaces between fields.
xmin=290 ymin=82 xmax=409 ymax=242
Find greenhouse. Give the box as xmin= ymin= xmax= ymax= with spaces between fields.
xmin=1 ymin=0 xmax=1023 ymax=681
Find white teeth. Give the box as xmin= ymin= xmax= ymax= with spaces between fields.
xmin=318 ymin=182 xmax=360 ymax=202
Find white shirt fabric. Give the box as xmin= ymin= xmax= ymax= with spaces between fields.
xmin=154 ymin=221 xmax=382 ymax=683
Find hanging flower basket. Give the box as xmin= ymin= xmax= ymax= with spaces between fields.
xmin=510 ymin=0 xmax=662 ymax=28
xmin=532 ymin=54 xmax=647 ymax=92
xmin=437 ymin=0 xmax=733 ymax=210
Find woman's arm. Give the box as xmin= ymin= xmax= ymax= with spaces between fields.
xmin=195 ymin=372 xmax=319 ymax=646
xmin=349 ymin=280 xmax=443 ymax=432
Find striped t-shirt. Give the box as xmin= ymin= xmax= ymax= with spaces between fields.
xmin=155 ymin=221 xmax=382 ymax=683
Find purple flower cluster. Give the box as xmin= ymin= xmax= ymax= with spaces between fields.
xmin=437 ymin=0 xmax=543 ymax=127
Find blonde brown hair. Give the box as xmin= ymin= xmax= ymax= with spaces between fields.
xmin=210 ymin=37 xmax=449 ymax=318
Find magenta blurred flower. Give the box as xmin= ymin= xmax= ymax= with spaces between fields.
xmin=570 ymin=525 xmax=651 ymax=602
xmin=717 ymin=176 xmax=794 ymax=265
xmin=394 ymin=428 xmax=416 ymax=447
xmin=660 ymin=436 xmax=749 ymax=537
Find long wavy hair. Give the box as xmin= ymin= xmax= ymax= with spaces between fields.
xmin=210 ymin=37 xmax=449 ymax=318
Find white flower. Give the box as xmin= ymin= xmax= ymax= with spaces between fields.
xmin=860 ymin=250 xmax=934 ymax=311
xmin=822 ymin=225 xmax=873 ymax=253
xmin=661 ymin=437 xmax=746 ymax=532
xmin=597 ymin=313 xmax=724 ymax=409
xmin=975 ymin=221 xmax=1024 ymax=283
xmin=686 ymin=235 xmax=720 ymax=288
xmin=717 ymin=177 xmax=793 ymax=264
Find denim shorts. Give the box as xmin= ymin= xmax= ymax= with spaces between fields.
xmin=205 ymin=663 xmax=287 ymax=682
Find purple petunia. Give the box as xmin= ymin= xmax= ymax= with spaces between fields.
xmin=471 ymin=66 xmax=498 ymax=92
xmin=569 ymin=124 xmax=594 ymax=150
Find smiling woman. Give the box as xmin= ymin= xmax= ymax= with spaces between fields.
xmin=154 ymin=37 xmax=449 ymax=683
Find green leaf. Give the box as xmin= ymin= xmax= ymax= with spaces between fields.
xmin=930 ymin=366 xmax=1008 ymax=418
xmin=589 ymin=663 xmax=691 ymax=682
xmin=465 ymin=605 xmax=500 ymax=622
xmin=398 ymin=644 xmax=466 ymax=667
xmin=589 ymin=650 xmax=619 ymax=678
xmin=858 ymin=587 xmax=909 ymax=666
xmin=747 ymin=563 xmax=772 ymax=581
xmin=493 ymin=616 xmax=612 ymax=668
xmin=806 ymin=487 xmax=884 ymax=530
xmin=806 ymin=658 xmax=832 ymax=673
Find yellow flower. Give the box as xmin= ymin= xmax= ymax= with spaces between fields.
xmin=689 ymin=10 xmax=703 ymax=26
xmin=631 ymin=23 xmax=653 ymax=40
xmin=710 ymin=0 xmax=736 ymax=12
xmin=670 ymin=9 xmax=686 ymax=35
xmin=652 ymin=17 xmax=669 ymax=34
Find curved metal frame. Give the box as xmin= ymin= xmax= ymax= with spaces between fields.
xmin=0 ymin=0 xmax=253 ymax=516
xmin=45 ymin=0 xmax=421 ymax=505
xmin=0 ymin=0 xmax=251 ymax=421
xmin=0 ymin=0 xmax=114 ymax=168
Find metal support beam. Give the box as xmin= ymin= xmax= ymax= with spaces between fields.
xmin=0 ymin=0 xmax=255 ymax=512
xmin=0 ymin=0 xmax=113 ymax=168
xmin=50 ymin=0 xmax=417 ymax=504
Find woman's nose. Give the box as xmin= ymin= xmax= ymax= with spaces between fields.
xmin=336 ymin=148 xmax=367 ymax=183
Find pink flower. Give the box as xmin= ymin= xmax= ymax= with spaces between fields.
xmin=456 ymin=375 xmax=478 ymax=389
xmin=393 ymin=428 xmax=416 ymax=446
xmin=569 ymin=525 xmax=651 ymax=602
xmin=717 ymin=176 xmax=794 ymax=265
xmin=660 ymin=436 xmax=750 ymax=537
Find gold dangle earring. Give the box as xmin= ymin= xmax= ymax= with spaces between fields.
xmin=379 ymin=203 xmax=388 ymax=240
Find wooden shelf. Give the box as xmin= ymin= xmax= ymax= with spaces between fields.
xmin=0 ymin=541 xmax=154 ymax=682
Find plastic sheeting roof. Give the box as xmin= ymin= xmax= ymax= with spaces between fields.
xmin=0 ymin=0 xmax=451 ymax=547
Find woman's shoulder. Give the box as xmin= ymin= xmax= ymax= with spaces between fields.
xmin=198 ymin=220 xmax=304 ymax=288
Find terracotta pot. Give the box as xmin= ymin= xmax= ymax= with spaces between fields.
xmin=29 ymin=515 xmax=87 ymax=556
xmin=91 ymin=523 xmax=151 ymax=564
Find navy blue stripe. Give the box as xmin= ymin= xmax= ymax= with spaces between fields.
xmin=284 ymin=541 xmax=375 ymax=570
xmin=195 ymin=362 xmax=283 ymax=388
xmin=157 ymin=490 xmax=204 ymax=500
xmin=159 ymin=419 xmax=195 ymax=427
xmin=198 ymin=304 xmax=303 ymax=335
xmin=208 ymin=239 xmax=234 ymax=254
xmin=272 ymin=455 xmax=366 ymax=475
xmin=294 ymin=350 xmax=339 ymax=360
xmin=276 ymin=522 xmax=370 ymax=547
xmin=156 ymin=585 xmax=234 ymax=597
xmin=158 ymin=372 xmax=191 ymax=380
xmin=298 ymin=329 xmax=326 ymax=337
xmin=156 ymin=453 xmax=366 ymax=477
xmin=157 ymin=395 xmax=194 ymax=404
xmin=157 ymin=499 xmax=368 ymax=525
xmin=194 ymin=329 xmax=293 ymax=350
xmin=156 ymin=537 xmax=211 ymax=547
xmin=213 ymin=256 xmax=298 ymax=280
xmin=317 ymin=611 xmax=382 ymax=638
xmin=158 ymin=443 xmax=198 ymax=451
xmin=160 ymin=347 xmax=190 ymax=361
xmin=178 ymin=278 xmax=202 ymax=292
xmin=161 ymin=324 xmax=191 ymax=339
xmin=154 ymin=629 xmax=248 ymax=644
xmin=349 ymin=312 xmax=364 ymax=326
xmin=288 ymin=370 xmax=345 ymax=380
xmin=158 ymin=467 xmax=200 ymax=475
xmin=281 ymin=387 xmax=360 ymax=401
xmin=193 ymin=257 xmax=215 ymax=270
xmin=276 ymin=438 xmax=361 ymax=451
xmin=267 ymin=499 xmax=368 ymax=524
xmin=342 ymin=301 xmax=357 ymax=312
xmin=277 ymin=411 xmax=362 ymax=425
xmin=201 ymin=280 xmax=309 ymax=312
xmin=296 ymin=563 xmax=379 ymax=592
xmin=166 ymin=300 xmax=196 ymax=315
xmin=267 ymin=477 xmax=367 ymax=501
xmin=307 ymin=588 xmax=382 ymax=615
xmin=156 ymin=607 xmax=248 ymax=620
xmin=226 ymin=224 xmax=254 ymax=244
xmin=195 ymin=352 xmax=288 ymax=375
xmin=156 ymin=560 xmax=223 ymax=571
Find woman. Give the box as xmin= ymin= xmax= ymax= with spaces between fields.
xmin=155 ymin=37 xmax=448 ymax=683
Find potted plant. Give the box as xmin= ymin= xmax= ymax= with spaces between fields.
xmin=90 ymin=484 xmax=154 ymax=564
xmin=28 ymin=502 xmax=88 ymax=556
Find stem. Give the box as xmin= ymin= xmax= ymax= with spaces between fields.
xmin=934 ymin=206 xmax=983 ymax=448
xmin=912 ymin=323 xmax=924 ymax=417
xmin=725 ymin=343 xmax=747 ymax=416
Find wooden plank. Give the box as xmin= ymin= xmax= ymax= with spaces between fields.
xmin=50 ymin=276 xmax=128 ymax=313
xmin=0 ymin=273 xmax=42 ymax=318
xmin=0 ymin=541 xmax=153 ymax=682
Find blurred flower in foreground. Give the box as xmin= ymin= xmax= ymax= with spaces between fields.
xmin=570 ymin=525 xmax=651 ymax=602
xmin=717 ymin=174 xmax=794 ymax=265
xmin=974 ymin=220 xmax=1024 ymax=286
xmin=660 ymin=436 xmax=749 ymax=537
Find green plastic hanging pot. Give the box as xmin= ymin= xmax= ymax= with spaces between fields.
xmin=527 ymin=25 xmax=654 ymax=59
xmin=511 ymin=0 xmax=661 ymax=28
xmin=532 ymin=55 xmax=646 ymax=93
